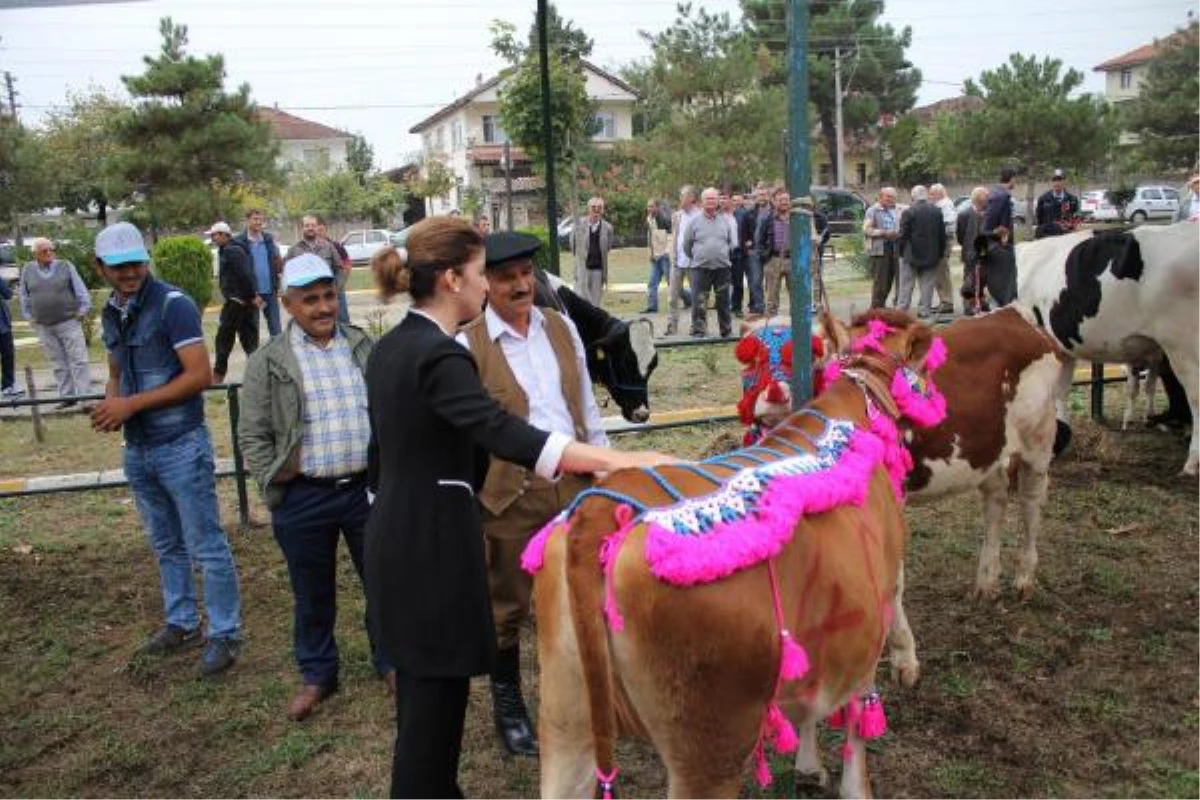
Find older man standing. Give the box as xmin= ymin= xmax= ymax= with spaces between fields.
xmin=956 ymin=187 xmax=990 ymax=315
xmin=896 ymin=185 xmax=948 ymax=319
xmin=239 ymin=253 xmax=393 ymax=721
xmin=929 ymin=183 xmax=958 ymax=315
xmin=983 ymin=167 xmax=1019 ymax=306
xmin=863 ymin=188 xmax=901 ymax=309
xmin=665 ymin=185 xmax=700 ymax=335
xmin=684 ymin=187 xmax=735 ymax=338
xmin=459 ymin=232 xmax=606 ymax=756
xmin=570 ymin=197 xmax=612 ymax=307
xmin=19 ymin=237 xmax=92 ymax=408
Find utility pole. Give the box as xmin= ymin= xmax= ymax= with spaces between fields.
xmin=503 ymin=139 xmax=514 ymax=232
xmin=3 ymin=70 xmax=23 ymax=246
xmin=3 ymin=71 xmax=16 ymax=118
xmin=536 ymin=0 xmax=560 ymax=275
xmin=787 ymin=0 xmax=813 ymax=406
xmin=834 ymin=47 xmax=845 ymax=189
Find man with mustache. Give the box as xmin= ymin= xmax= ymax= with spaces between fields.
xmin=457 ymin=231 xmax=608 ymax=757
xmin=238 ymin=253 xmax=394 ymax=721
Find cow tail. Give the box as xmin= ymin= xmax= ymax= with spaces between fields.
xmin=565 ymin=503 xmax=625 ymax=795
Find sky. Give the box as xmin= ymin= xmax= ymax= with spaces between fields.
xmin=0 ymin=0 xmax=1195 ymax=169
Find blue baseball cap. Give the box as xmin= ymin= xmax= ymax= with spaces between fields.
xmin=95 ymin=222 xmax=150 ymax=266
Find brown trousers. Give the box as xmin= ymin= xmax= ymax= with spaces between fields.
xmin=764 ymin=256 xmax=793 ymax=318
xmin=483 ymin=474 xmax=589 ymax=649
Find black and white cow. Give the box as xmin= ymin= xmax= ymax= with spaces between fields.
xmin=533 ymin=270 xmax=658 ymax=423
xmin=1014 ymin=223 xmax=1199 ymax=475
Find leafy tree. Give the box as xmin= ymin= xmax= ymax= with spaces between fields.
xmin=489 ymin=6 xmax=598 ymax=171
xmin=112 ymin=17 xmax=280 ymax=230
xmin=403 ymin=157 xmax=457 ymax=205
xmin=1122 ymin=23 xmax=1199 ymax=173
xmin=39 ymin=88 xmax=131 ymax=225
xmin=346 ymin=133 xmax=375 ymax=184
xmin=284 ymin=168 xmax=403 ymax=227
xmin=741 ymin=0 xmax=921 ymax=185
xmin=922 ymin=54 xmax=1115 ymax=225
xmin=0 ymin=121 xmax=53 ymax=237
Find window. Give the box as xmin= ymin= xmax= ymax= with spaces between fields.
xmin=366 ymin=231 xmax=387 ymax=244
xmin=856 ymin=163 xmax=867 ymax=185
xmin=435 ymin=126 xmax=445 ymax=151
xmin=1119 ymin=69 xmax=1132 ymax=89
xmin=593 ymin=112 xmax=616 ymax=139
xmin=482 ymin=115 xmax=508 ymax=143
xmin=1143 ymin=189 xmax=1162 ymax=200
xmin=1164 ymin=189 xmax=1179 ymax=201
xmin=451 ymin=120 xmax=464 ymax=149
xmin=302 ymin=147 xmax=330 ymax=171
xmin=423 ymin=133 xmax=432 ymax=153
xmin=343 ymin=232 xmax=364 ymax=247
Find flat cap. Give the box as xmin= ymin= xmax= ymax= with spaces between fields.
xmin=485 ymin=231 xmax=542 ymax=269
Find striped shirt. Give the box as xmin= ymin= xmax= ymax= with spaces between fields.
xmin=290 ymin=325 xmax=370 ymax=478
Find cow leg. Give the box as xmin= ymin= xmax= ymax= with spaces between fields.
xmin=838 ymin=729 xmax=873 ymax=799
xmin=973 ymin=468 xmax=1008 ymax=601
xmin=1013 ymin=460 xmax=1049 ymax=599
xmin=792 ymin=716 xmax=831 ymax=792
xmin=887 ymin=561 xmax=920 ymax=688
xmin=1144 ymin=365 xmax=1159 ymax=424
xmin=1122 ymin=365 xmax=1141 ymax=430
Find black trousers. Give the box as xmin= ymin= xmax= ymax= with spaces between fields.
xmin=0 ymin=329 xmax=14 ymax=390
xmin=213 ymin=299 xmax=260 ymax=376
xmin=391 ymin=674 xmax=469 ymax=799
xmin=730 ymin=249 xmax=746 ymax=313
xmin=985 ymin=243 xmax=1018 ymax=307
xmin=690 ymin=267 xmax=732 ymax=337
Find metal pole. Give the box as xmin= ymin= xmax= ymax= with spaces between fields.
xmin=1090 ymin=361 xmax=1105 ymax=421
xmin=788 ymin=0 xmax=813 ymax=408
xmin=503 ymin=140 xmax=514 ymax=231
xmin=834 ymin=46 xmax=845 ymax=189
xmin=227 ymin=384 xmax=251 ymax=528
xmin=536 ymin=0 xmax=561 ymax=275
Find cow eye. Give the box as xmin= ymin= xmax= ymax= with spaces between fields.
xmin=593 ymin=349 xmax=606 ymax=361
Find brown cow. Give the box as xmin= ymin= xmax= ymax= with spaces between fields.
xmin=895 ymin=305 xmax=1066 ymax=602
xmin=527 ymin=310 xmax=947 ymax=798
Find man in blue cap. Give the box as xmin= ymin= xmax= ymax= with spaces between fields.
xmin=90 ymin=221 xmax=243 ymax=676
xmin=238 ymin=253 xmax=394 ymax=721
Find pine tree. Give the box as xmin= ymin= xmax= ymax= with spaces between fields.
xmin=113 ymin=17 xmax=279 ymax=230
xmin=1122 ymin=23 xmax=1199 ymax=173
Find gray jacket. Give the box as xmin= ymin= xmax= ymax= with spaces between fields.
xmin=571 ymin=217 xmax=613 ymax=277
xmin=862 ymin=204 xmax=900 ymax=257
xmin=237 ymin=320 xmax=373 ymax=509
xmin=683 ymin=212 xmax=734 ymax=269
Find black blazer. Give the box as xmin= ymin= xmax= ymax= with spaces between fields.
xmin=364 ymin=311 xmax=549 ymax=678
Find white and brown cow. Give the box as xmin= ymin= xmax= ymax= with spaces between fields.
xmin=1013 ymin=223 xmax=1199 ymax=474
xmin=528 ymin=311 xmax=944 ymax=798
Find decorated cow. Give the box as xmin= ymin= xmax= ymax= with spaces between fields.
xmin=526 ymin=310 xmax=947 ymax=798
xmin=734 ymin=318 xmax=827 ymax=446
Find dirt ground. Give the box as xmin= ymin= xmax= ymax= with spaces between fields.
xmin=0 ymin=341 xmax=1196 ymax=797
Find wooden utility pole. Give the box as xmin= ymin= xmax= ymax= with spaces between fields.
xmin=788 ymin=0 xmax=813 ymax=407
xmin=536 ymin=0 xmax=561 ymax=275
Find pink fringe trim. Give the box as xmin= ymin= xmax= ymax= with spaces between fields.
xmin=779 ymin=630 xmax=810 ymax=681
xmin=858 ymin=695 xmax=887 ymax=739
xmin=766 ymin=703 xmax=799 ymax=753
xmin=925 ymin=335 xmax=948 ymax=372
xmin=753 ymin=742 xmax=773 ymax=787
xmin=643 ymin=428 xmax=886 ymax=586
xmin=891 ymin=368 xmax=947 ymax=428
xmin=599 ymin=505 xmax=637 ymax=632
xmin=520 ymin=514 xmax=562 ymax=575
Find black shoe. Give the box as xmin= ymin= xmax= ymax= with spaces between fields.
xmin=199 ymin=638 xmax=240 ymax=677
xmin=640 ymin=307 xmax=657 ymax=314
xmin=137 ymin=624 xmax=201 ymax=656
xmin=492 ymin=679 xmax=538 ymax=756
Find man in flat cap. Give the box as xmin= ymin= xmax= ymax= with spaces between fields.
xmin=457 ymin=231 xmax=607 ymax=757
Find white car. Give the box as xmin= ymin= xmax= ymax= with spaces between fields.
xmin=1080 ymin=190 xmax=1121 ymax=222
xmin=340 ymin=229 xmax=392 ymax=265
xmin=1124 ymin=186 xmax=1180 ymax=222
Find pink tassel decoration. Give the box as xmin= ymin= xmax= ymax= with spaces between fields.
xmin=857 ymin=692 xmax=887 ymax=739
xmin=595 ymin=767 xmax=618 ymax=800
xmin=827 ymin=706 xmax=846 ymax=729
xmin=766 ymin=703 xmax=799 ymax=753
xmin=779 ymin=630 xmax=810 ymax=681
xmin=753 ymin=743 xmax=773 ymax=788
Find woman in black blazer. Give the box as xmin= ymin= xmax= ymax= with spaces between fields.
xmin=365 ymin=217 xmax=671 ymax=799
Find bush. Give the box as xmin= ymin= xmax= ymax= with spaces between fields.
xmin=515 ymin=226 xmax=553 ymax=274
xmin=152 ymin=236 xmax=214 ymax=309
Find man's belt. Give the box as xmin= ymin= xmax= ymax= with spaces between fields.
xmin=295 ymin=471 xmax=368 ymax=489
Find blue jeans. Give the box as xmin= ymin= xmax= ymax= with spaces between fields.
xmin=271 ymin=478 xmax=391 ymax=685
xmin=645 ymin=255 xmax=669 ymax=312
xmin=745 ymin=253 xmax=765 ymax=314
xmin=260 ymin=292 xmax=281 ymax=337
xmin=124 ymin=424 xmax=242 ymax=641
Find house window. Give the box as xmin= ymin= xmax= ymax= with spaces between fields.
xmin=593 ymin=112 xmax=616 ymax=139
xmin=451 ymin=121 xmax=464 ymax=149
xmin=435 ymin=126 xmax=445 ymax=151
xmin=423 ymin=133 xmax=432 ymax=153
xmin=856 ymin=163 xmax=867 ymax=185
xmin=482 ymin=115 xmax=508 ymax=144
xmin=303 ymin=147 xmax=330 ymax=171
xmin=1119 ymin=69 xmax=1132 ymax=89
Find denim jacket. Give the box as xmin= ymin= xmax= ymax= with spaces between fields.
xmin=101 ymin=277 xmax=206 ymax=446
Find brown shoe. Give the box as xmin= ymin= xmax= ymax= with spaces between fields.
xmin=287 ymin=683 xmax=337 ymax=722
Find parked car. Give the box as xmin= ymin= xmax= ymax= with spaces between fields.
xmin=556 ymin=216 xmax=574 ymax=249
xmin=811 ymin=187 xmax=867 ymax=236
xmin=1123 ymin=186 xmax=1179 ymax=222
xmin=340 ymin=229 xmax=392 ymax=265
xmin=1080 ymin=190 xmax=1121 ymax=221
xmin=389 ymin=229 xmax=410 ymax=248
xmin=0 ymin=241 xmax=16 ymax=287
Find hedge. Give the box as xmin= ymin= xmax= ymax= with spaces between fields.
xmin=151 ymin=236 xmax=214 ymax=310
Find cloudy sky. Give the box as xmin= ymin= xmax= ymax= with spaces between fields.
xmin=0 ymin=0 xmax=1194 ymax=168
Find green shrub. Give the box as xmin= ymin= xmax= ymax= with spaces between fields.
xmin=515 ymin=226 xmax=553 ymax=274
xmin=151 ymin=236 xmax=214 ymax=309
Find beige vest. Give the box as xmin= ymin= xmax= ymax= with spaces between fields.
xmin=464 ymin=308 xmax=589 ymax=516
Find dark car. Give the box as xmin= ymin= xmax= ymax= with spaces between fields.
xmin=811 ymin=187 xmax=867 ymax=236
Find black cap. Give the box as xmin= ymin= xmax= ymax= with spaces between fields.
xmin=1052 ymin=168 xmax=1065 ymax=180
xmin=484 ymin=232 xmax=542 ymax=269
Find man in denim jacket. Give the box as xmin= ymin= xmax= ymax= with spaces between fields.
xmin=90 ymin=221 xmax=243 ymax=677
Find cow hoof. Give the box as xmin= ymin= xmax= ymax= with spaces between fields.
xmin=794 ymin=770 xmax=833 ymax=798
xmin=971 ymin=583 xmax=1001 ymax=603
xmin=1014 ymin=579 xmax=1036 ymax=600
xmin=891 ymin=659 xmax=921 ymax=688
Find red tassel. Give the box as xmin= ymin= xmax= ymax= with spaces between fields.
xmin=765 ymin=380 xmax=788 ymax=404
xmin=781 ymin=339 xmax=795 ymax=368
xmin=827 ymin=707 xmax=846 ymax=729
xmin=735 ymin=336 xmax=765 ymax=365
xmin=810 ymin=334 xmax=825 ymax=360
xmin=857 ymin=693 xmax=887 ymax=739
xmin=767 ymin=703 xmax=799 ymax=753
xmin=779 ymin=630 xmax=810 ymax=681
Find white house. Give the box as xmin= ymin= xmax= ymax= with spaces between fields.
xmin=1093 ymin=42 xmax=1160 ymax=105
xmin=257 ymin=107 xmax=353 ymax=174
xmin=408 ymin=60 xmax=639 ymax=227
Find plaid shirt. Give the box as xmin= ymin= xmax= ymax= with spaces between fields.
xmin=290 ymin=325 xmax=370 ymax=478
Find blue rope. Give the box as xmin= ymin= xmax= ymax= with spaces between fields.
xmin=744 ymin=445 xmax=793 ymax=460
xmin=677 ymin=463 xmax=728 ymax=484
xmin=565 ymin=486 xmax=649 ymax=516
xmin=642 ymin=467 xmax=685 ymax=501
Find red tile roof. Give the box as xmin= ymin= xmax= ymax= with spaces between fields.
xmin=256 ymin=107 xmax=350 ymax=141
xmin=1093 ymin=43 xmax=1159 ymax=72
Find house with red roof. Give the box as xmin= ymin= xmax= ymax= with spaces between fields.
xmin=256 ymin=107 xmax=353 ymax=174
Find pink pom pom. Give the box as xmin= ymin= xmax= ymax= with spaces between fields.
xmin=753 ymin=744 xmax=773 ymax=788
xmin=925 ymin=336 xmax=948 ymax=372
xmin=767 ymin=704 xmax=799 ymax=753
xmin=857 ymin=693 xmax=887 ymax=739
xmin=779 ymin=630 xmax=810 ymax=681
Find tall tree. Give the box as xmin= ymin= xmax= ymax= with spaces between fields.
xmin=741 ymin=0 xmax=921 ymax=185
xmin=346 ymin=133 xmax=375 ymax=184
xmin=0 ymin=121 xmax=53 ymax=239
xmin=39 ymin=88 xmax=131 ymax=225
xmin=922 ymin=54 xmax=1115 ymax=226
xmin=113 ymin=17 xmax=279 ymax=229
xmin=1122 ymin=23 xmax=1199 ymax=173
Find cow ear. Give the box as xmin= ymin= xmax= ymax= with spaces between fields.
xmin=903 ymin=322 xmax=935 ymax=369
xmin=820 ymin=308 xmax=852 ymax=356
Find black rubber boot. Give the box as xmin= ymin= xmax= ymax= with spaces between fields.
xmin=491 ymin=645 xmax=538 ymax=757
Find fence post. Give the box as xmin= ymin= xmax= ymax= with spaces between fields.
xmin=227 ymin=384 xmax=251 ymax=528
xmin=1090 ymin=361 xmax=1104 ymax=421
xmin=23 ymin=365 xmax=45 ymax=443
